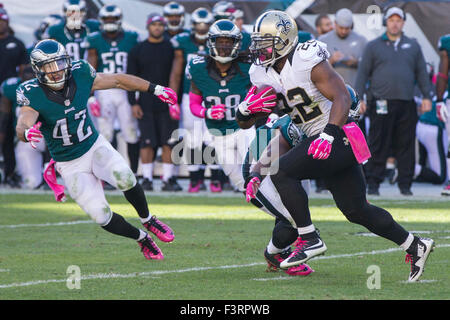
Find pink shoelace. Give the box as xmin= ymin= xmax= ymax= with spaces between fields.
xmin=291 ymin=237 xmax=309 ymax=256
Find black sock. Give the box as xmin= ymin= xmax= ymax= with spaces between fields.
xmin=127 ymin=142 xmax=140 ymax=174
xmin=272 ymin=220 xmax=299 ymax=249
xmin=101 ymin=212 xmax=140 ymax=240
xmin=123 ymin=183 xmax=149 ymax=219
xmin=210 ymin=169 xmax=221 ymax=181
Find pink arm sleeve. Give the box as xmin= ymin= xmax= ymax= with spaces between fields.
xmin=189 ymin=92 xmax=206 ymax=118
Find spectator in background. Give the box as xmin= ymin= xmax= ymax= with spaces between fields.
xmin=127 ymin=13 xmax=182 ymax=192
xmin=319 ymin=8 xmax=367 ymax=87
xmin=355 ymin=7 xmax=432 ymax=196
xmin=0 ymin=7 xmax=28 ymax=187
xmin=315 ymin=13 xmax=333 ymax=36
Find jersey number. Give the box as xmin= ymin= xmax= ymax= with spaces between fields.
xmin=279 ymin=87 xmax=322 ymax=124
xmin=66 ymin=43 xmax=81 ymax=61
xmin=53 ymin=109 xmax=92 ymax=146
xmin=205 ymin=94 xmax=241 ymax=121
xmin=101 ymin=52 xmax=128 ymax=73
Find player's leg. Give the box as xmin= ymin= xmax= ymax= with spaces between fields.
xmin=415 ymin=122 xmax=447 ymax=184
xmin=116 ymin=89 xmax=140 ymax=175
xmin=15 ymin=140 xmax=44 ymax=189
xmin=137 ymin=108 xmax=158 ymax=191
xmin=57 ymin=159 xmax=163 ymax=260
xmin=327 ymin=164 xmax=435 ymax=282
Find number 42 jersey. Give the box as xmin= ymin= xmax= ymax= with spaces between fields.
xmin=16 ymin=60 xmax=99 ymax=162
xmin=249 ymin=39 xmax=332 ymax=137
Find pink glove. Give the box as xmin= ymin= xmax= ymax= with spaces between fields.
xmin=25 ymin=122 xmax=43 ymax=149
xmin=154 ymin=85 xmax=178 ymax=105
xmin=206 ymin=104 xmax=225 ymax=120
xmin=245 ymin=175 xmax=261 ymax=202
xmin=238 ymin=86 xmax=277 ymax=116
xmin=436 ymin=101 xmax=448 ymax=123
xmin=88 ymin=96 xmax=101 ymax=117
xmin=169 ymin=103 xmax=180 ymax=120
xmin=308 ymin=132 xmax=334 ymax=160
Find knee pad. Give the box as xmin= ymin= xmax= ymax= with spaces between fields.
xmin=111 ymin=164 xmax=137 ymax=191
xmin=81 ymin=198 xmax=112 ymax=226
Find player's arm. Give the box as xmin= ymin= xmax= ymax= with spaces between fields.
xmin=311 ymin=60 xmax=351 ymax=128
xmin=16 ymin=106 xmax=40 ymax=142
xmin=169 ymin=49 xmax=184 ymax=94
xmin=92 ymin=73 xmax=177 ymax=105
xmin=436 ymin=49 xmax=448 ymax=101
xmin=87 ymin=48 xmax=98 ymax=70
xmin=189 ymin=81 xmax=225 ymax=120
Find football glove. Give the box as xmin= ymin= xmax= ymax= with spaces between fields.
xmin=87 ymin=96 xmax=101 ymax=117
xmin=154 ymin=85 xmax=178 ymax=105
xmin=169 ymin=103 xmax=180 ymax=120
xmin=308 ymin=124 xmax=339 ymax=160
xmin=238 ymin=86 xmax=277 ymax=116
xmin=24 ymin=122 xmax=43 ymax=149
xmin=206 ymin=104 xmax=226 ymax=120
xmin=436 ymin=101 xmax=448 ymax=123
xmin=244 ymin=172 xmax=262 ymax=202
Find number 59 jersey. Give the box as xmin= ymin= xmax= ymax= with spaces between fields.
xmin=86 ymin=30 xmax=138 ymax=73
xmin=249 ymin=40 xmax=332 ymax=137
xmin=16 ymin=60 xmax=99 ymax=162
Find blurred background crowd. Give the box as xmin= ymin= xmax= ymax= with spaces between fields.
xmin=0 ymin=0 xmax=449 ymax=196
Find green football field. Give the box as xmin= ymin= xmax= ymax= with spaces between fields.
xmin=0 ymin=192 xmax=449 ymax=300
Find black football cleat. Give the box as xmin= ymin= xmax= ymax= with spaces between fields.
xmin=405 ymin=237 xmax=435 ymax=282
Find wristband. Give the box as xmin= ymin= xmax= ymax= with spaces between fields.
xmin=147 ymin=83 xmax=157 ymax=94
xmin=322 ymin=123 xmax=340 ymax=137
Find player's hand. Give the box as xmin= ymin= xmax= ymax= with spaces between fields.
xmin=420 ymin=98 xmax=432 ymax=113
xmin=308 ymin=132 xmax=334 ymax=160
xmin=87 ymin=96 xmax=101 ymax=117
xmin=132 ymin=104 xmax=144 ymax=119
xmin=154 ymin=85 xmax=178 ymax=105
xmin=436 ymin=101 xmax=448 ymax=123
xmin=168 ymin=103 xmax=180 ymax=120
xmin=238 ymin=86 xmax=277 ymax=116
xmin=24 ymin=122 xmax=43 ymax=149
xmin=245 ymin=173 xmax=262 ymax=202
xmin=206 ymin=104 xmax=225 ymax=120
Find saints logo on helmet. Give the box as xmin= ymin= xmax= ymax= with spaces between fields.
xmin=99 ymin=5 xmax=122 ymax=33
xmin=207 ymin=19 xmax=242 ymax=64
xmin=63 ymin=0 xmax=87 ymax=30
xmin=191 ymin=8 xmax=214 ymax=41
xmin=163 ymin=1 xmax=185 ymax=32
xmin=250 ymin=10 xmax=298 ymax=67
xmin=30 ymin=39 xmax=72 ymax=90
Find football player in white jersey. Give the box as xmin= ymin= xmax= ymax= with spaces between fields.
xmin=238 ymin=10 xmax=434 ymax=282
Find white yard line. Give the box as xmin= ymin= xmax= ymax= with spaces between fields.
xmin=1 ymin=244 xmax=448 ymax=289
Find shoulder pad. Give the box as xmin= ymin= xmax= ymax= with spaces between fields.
xmin=293 ymin=40 xmax=329 ymax=70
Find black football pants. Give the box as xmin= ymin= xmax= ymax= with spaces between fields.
xmin=270 ymin=126 xmax=410 ymax=246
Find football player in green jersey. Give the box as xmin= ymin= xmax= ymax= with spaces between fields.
xmin=16 ymin=39 xmax=178 ymax=260
xmin=86 ymin=4 xmax=140 ymax=174
xmin=169 ymin=7 xmax=214 ymax=192
xmin=162 ymin=1 xmax=189 ymax=39
xmin=436 ymin=34 xmax=450 ymax=195
xmin=0 ymin=66 xmax=45 ymax=189
xmin=45 ymin=0 xmax=100 ymax=61
xmin=187 ymin=20 xmax=255 ymax=192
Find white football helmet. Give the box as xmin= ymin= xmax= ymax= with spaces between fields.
xmin=250 ymin=10 xmax=298 ymax=67
xmin=99 ymin=5 xmax=122 ymax=32
xmin=163 ymin=1 xmax=185 ymax=32
xmin=63 ymin=0 xmax=87 ymax=30
xmin=191 ymin=8 xmax=214 ymax=41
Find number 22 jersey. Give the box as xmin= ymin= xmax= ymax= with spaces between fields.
xmin=248 ymin=40 xmax=332 ymax=137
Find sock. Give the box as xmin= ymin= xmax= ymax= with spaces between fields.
xmin=101 ymin=212 xmax=141 ymax=240
xmin=162 ymin=163 xmax=174 ymax=182
xmin=297 ymin=224 xmax=317 ymax=240
xmin=137 ymin=229 xmax=147 ymax=241
xmin=142 ymin=163 xmax=153 ymax=181
xmin=123 ymin=183 xmax=151 ymax=220
xmin=272 ymin=220 xmax=299 ymax=248
xmin=266 ymin=239 xmax=284 ymax=254
xmin=127 ymin=142 xmax=140 ymax=174
xmin=400 ymin=233 xmax=415 ymax=251
xmin=210 ymin=168 xmax=221 ymax=182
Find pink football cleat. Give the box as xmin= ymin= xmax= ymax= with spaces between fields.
xmin=188 ymin=180 xmax=201 ymax=193
xmin=138 ymin=234 xmax=164 ymax=260
xmin=143 ymin=216 xmax=175 ymax=243
xmin=264 ymin=248 xmax=313 ymax=276
xmin=210 ymin=181 xmax=222 ymax=193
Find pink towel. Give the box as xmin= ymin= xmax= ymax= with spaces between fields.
xmin=43 ymin=159 xmax=66 ymax=202
xmin=342 ymin=123 xmax=371 ymax=164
